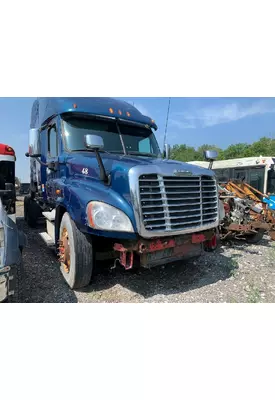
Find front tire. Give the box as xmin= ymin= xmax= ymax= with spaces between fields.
xmin=59 ymin=212 xmax=94 ymax=289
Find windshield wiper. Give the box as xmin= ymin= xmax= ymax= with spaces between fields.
xmin=71 ymin=149 xmax=124 ymax=155
xmin=127 ymin=151 xmax=159 ymax=158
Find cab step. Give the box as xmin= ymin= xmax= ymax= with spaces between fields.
xmin=39 ymin=232 xmax=55 ymax=247
xmin=42 ymin=210 xmax=56 ymax=241
xmin=42 ymin=209 xmax=56 ymax=222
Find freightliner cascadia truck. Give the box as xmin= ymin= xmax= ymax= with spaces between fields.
xmin=24 ymin=98 xmax=219 ymax=289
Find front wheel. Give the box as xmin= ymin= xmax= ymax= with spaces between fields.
xmin=58 ymin=212 xmax=94 ymax=289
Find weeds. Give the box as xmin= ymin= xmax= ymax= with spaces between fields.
xmin=228 ymin=258 xmax=239 ymax=278
xmin=247 ymin=284 xmax=262 ymax=303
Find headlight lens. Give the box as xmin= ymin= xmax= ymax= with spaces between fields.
xmin=86 ymin=201 xmax=134 ymax=232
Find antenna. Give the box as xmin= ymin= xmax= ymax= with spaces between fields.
xmin=163 ymin=97 xmax=171 ymax=151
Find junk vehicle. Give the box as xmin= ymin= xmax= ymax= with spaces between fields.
xmin=0 ymin=143 xmax=26 ymax=302
xmin=218 ymin=180 xmax=275 ymax=242
xmin=19 ymin=182 xmax=30 ymax=196
xmin=24 ymin=98 xmax=220 ymax=290
xmin=188 ymin=156 xmax=275 ymax=210
xmin=188 ymin=155 xmax=275 ymax=243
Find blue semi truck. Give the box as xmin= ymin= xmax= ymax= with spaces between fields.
xmin=25 ymin=98 xmax=220 ymax=289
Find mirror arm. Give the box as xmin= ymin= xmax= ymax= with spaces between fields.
xmin=94 ymin=150 xmax=109 ymax=184
xmin=25 ymin=152 xmax=56 ymax=169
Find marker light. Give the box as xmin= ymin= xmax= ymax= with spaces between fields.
xmin=118 ymin=110 xmax=122 ymax=115
xmin=109 ymin=108 xmax=114 ymax=114
xmin=73 ymin=103 xmax=77 ymax=109
xmin=126 ymin=111 xmax=131 ymax=117
xmin=4 ymin=145 xmax=15 ymax=156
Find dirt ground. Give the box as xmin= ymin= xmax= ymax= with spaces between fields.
xmin=16 ymin=199 xmax=275 ymax=303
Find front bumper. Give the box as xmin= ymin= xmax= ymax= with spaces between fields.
xmin=113 ymin=228 xmax=216 ymax=269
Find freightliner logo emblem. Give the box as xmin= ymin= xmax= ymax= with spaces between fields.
xmin=173 ymin=169 xmax=193 ymax=177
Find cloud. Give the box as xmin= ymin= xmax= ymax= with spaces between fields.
xmin=169 ymin=118 xmax=197 ymax=129
xmin=170 ymin=100 xmax=275 ymax=129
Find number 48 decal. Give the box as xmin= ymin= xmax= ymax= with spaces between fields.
xmin=82 ymin=168 xmax=89 ymax=175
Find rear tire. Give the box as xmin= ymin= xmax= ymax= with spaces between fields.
xmin=59 ymin=212 xmax=94 ymax=289
xmin=24 ymin=195 xmax=41 ymax=228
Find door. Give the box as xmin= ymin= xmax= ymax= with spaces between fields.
xmin=233 ymin=168 xmax=248 ymax=182
xmin=45 ymin=122 xmax=60 ymax=203
xmin=248 ymin=167 xmax=265 ymax=193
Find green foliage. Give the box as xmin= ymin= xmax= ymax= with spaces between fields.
xmin=170 ymin=136 xmax=275 ymax=162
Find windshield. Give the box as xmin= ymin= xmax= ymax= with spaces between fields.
xmin=62 ymin=116 xmax=161 ymax=157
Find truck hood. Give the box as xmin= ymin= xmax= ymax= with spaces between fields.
xmin=66 ymin=152 xmax=214 ymax=179
xmin=65 ymin=152 xmax=215 ymax=209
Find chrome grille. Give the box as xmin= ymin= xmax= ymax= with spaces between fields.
xmin=139 ymin=174 xmax=218 ymax=232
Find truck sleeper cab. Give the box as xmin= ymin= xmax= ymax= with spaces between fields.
xmin=25 ymin=98 xmax=219 ymax=290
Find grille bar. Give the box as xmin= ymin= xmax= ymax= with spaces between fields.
xmin=139 ymin=173 xmax=218 ymax=233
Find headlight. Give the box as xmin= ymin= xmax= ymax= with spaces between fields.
xmin=86 ymin=201 xmax=134 ymax=232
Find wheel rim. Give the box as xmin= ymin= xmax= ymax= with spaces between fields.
xmin=59 ymin=227 xmax=71 ymax=274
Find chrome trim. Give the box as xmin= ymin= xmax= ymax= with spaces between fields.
xmin=129 ymin=164 xmax=219 ymax=238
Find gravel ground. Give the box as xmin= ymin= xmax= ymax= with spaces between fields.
xmin=16 ymin=198 xmax=275 ymax=303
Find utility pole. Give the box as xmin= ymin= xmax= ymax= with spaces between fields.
xmin=163 ymin=97 xmax=171 ymax=151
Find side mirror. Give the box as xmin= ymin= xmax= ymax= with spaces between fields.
xmin=204 ymin=150 xmax=218 ymax=161
xmin=28 ymin=128 xmax=41 ymax=156
xmin=84 ymin=135 xmax=104 ymax=150
xmin=25 ymin=152 xmax=41 ymax=158
xmin=163 ymin=143 xmax=171 ymax=159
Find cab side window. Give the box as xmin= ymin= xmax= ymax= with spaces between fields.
xmin=139 ymin=137 xmax=151 ymax=153
xmin=48 ymin=125 xmax=58 ymax=157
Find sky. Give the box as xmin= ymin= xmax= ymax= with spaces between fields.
xmin=0 ymin=97 xmax=275 ymax=182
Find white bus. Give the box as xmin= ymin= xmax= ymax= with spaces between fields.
xmin=188 ymin=156 xmax=275 ymax=208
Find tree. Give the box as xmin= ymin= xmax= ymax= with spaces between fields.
xmin=170 ymin=136 xmax=275 ymax=163
xmin=170 ymin=144 xmax=200 ymax=162
xmin=221 ymin=143 xmax=251 ymax=159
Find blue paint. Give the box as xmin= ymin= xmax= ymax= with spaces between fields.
xmin=30 ymin=97 xmax=203 ymax=240
xmin=263 ymin=195 xmax=275 ymax=210
xmin=30 ymin=97 xmax=157 ymax=131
